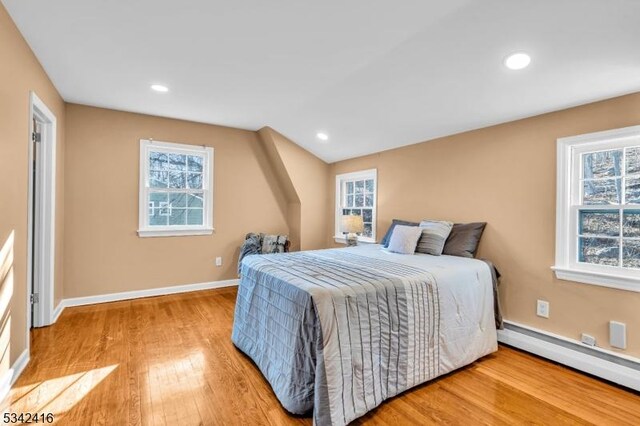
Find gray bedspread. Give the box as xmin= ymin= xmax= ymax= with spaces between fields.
xmin=231 ymin=246 xmax=498 ymax=425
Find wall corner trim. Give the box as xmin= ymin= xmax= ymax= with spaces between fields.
xmin=0 ymin=348 xmax=30 ymax=402
xmin=52 ymin=301 xmax=65 ymax=323
xmin=498 ymin=321 xmax=640 ymax=391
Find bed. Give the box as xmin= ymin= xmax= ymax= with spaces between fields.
xmin=231 ymin=244 xmax=499 ymax=425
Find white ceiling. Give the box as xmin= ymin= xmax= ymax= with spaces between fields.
xmin=4 ymin=0 xmax=640 ymax=163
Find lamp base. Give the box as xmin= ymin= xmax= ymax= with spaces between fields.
xmin=346 ymin=233 xmax=358 ymax=247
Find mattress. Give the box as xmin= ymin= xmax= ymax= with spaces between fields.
xmin=231 ymin=244 xmax=498 ymax=425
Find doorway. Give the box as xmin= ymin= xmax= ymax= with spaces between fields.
xmin=27 ymin=92 xmax=57 ymax=329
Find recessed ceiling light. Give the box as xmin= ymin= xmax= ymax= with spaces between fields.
xmin=150 ymin=84 xmax=169 ymax=93
xmin=316 ymin=132 xmax=329 ymax=141
xmin=504 ymin=52 xmax=531 ymax=70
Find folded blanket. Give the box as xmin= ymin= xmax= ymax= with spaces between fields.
xmin=237 ymin=233 xmax=262 ymax=275
xmin=237 ymin=233 xmax=289 ymax=275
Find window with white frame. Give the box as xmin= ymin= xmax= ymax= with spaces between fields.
xmin=138 ymin=139 xmax=214 ymax=237
xmin=335 ymin=169 xmax=377 ymax=242
xmin=554 ymin=125 xmax=640 ymax=291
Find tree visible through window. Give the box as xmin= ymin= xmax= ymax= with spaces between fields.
xmin=335 ymin=169 xmax=377 ymax=241
xmin=138 ymin=139 xmax=214 ymax=237
xmin=579 ymin=147 xmax=640 ymax=268
xmin=554 ymin=127 xmax=640 ymax=291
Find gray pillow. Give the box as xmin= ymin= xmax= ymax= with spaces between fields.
xmin=416 ymin=220 xmax=453 ymax=256
xmin=381 ymin=219 xmax=419 ymax=247
xmin=442 ymin=222 xmax=487 ymax=258
xmin=387 ymin=225 xmax=423 ymax=254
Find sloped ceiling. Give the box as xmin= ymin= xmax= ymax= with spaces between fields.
xmin=3 ymin=0 xmax=640 ymax=162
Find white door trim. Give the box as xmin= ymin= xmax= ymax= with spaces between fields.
xmin=27 ymin=92 xmax=57 ymax=329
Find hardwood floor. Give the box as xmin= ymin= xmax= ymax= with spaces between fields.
xmin=8 ymin=287 xmax=640 ymax=425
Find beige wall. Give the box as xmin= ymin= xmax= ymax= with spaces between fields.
xmin=329 ymin=92 xmax=640 ymax=357
xmin=258 ymin=127 xmax=329 ymax=251
xmin=63 ymin=104 xmax=290 ymax=298
xmin=0 ymin=3 xmax=66 ymax=367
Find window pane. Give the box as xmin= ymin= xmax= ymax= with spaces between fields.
xmin=579 ymin=237 xmax=619 ymax=266
xmin=149 ymin=192 xmax=168 ymax=204
xmin=158 ymin=201 xmax=171 ymax=216
xmin=187 ymin=172 xmax=203 ymax=189
xmin=168 ymin=171 xmax=186 ymax=189
xmin=579 ymin=210 xmax=619 ymax=236
xmin=625 ymin=177 xmax=640 ymax=204
xmin=148 ymin=193 xmax=168 ymax=222
xmin=342 ymin=209 xmax=351 ymax=216
xmin=187 ymin=208 xmax=204 ymax=225
xmin=351 ymin=209 xmax=361 ymax=216
xmin=363 ymin=209 xmax=372 ymax=223
xmin=363 ymin=224 xmax=372 ymax=238
xmin=149 ymin=208 xmax=167 ymax=226
xmin=623 ymin=239 xmax=640 ymax=269
xmin=365 ymin=194 xmax=374 ymax=207
xmin=188 ymin=155 xmax=203 ymax=172
xmin=346 ymin=181 xmax=354 ymax=194
xmin=149 ymin=171 xmax=168 ymax=188
xmin=626 ymin=147 xmax=640 ymax=175
xmin=149 ymin=152 xmax=168 ymax=170
xmin=169 ymin=193 xmax=187 ymax=208
xmin=365 ymin=179 xmax=374 ymax=193
xmin=623 ymin=210 xmax=640 ymax=237
xmin=346 ymin=195 xmax=354 ymax=207
xmin=355 ymin=180 xmax=364 ymax=194
xmin=187 ymin=193 xmax=203 ymax=208
xmin=168 ymin=154 xmax=187 ymax=171
xmin=582 ymin=178 xmax=621 ymax=205
xmin=355 ymin=194 xmax=364 ymax=207
xmin=582 ymin=150 xmax=622 ymax=179
xmin=169 ymin=208 xmax=186 ymax=225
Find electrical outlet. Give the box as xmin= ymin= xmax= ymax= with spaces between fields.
xmin=215 ymin=257 xmax=222 ymax=267
xmin=581 ymin=333 xmax=596 ymax=346
xmin=536 ymin=300 xmax=549 ymax=318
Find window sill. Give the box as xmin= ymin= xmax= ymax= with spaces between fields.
xmin=551 ymin=266 xmax=640 ymax=293
xmin=138 ymin=227 xmax=214 ymax=238
xmin=333 ymin=235 xmax=378 ymax=245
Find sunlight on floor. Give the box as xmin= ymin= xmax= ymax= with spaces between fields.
xmin=148 ymin=351 xmax=205 ymax=394
xmin=10 ymin=365 xmax=118 ymax=419
xmin=0 ymin=230 xmax=14 ymax=408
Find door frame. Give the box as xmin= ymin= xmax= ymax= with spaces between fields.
xmin=26 ymin=92 xmax=57 ymax=330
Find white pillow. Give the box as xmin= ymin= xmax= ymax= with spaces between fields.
xmin=387 ymin=225 xmax=423 ymax=254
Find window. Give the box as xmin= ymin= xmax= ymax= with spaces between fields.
xmin=335 ymin=169 xmax=377 ymax=243
xmin=554 ymin=126 xmax=640 ymax=291
xmin=138 ymin=139 xmax=214 ymax=237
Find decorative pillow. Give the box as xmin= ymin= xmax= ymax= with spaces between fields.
xmin=415 ymin=220 xmax=454 ymax=256
xmin=381 ymin=219 xmax=419 ymax=247
xmin=387 ymin=225 xmax=423 ymax=254
xmin=443 ymin=222 xmax=487 ymax=258
xmin=261 ymin=234 xmax=289 ymax=254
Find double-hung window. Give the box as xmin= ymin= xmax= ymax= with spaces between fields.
xmin=335 ymin=169 xmax=377 ymax=243
xmin=554 ymin=126 xmax=640 ymax=291
xmin=138 ymin=139 xmax=214 ymax=237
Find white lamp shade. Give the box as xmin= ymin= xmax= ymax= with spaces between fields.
xmin=341 ymin=215 xmax=364 ymax=233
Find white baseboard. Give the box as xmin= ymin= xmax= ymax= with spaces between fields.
xmin=0 ymin=349 xmax=30 ymax=403
xmin=56 ymin=279 xmax=239 ymax=317
xmin=498 ymin=321 xmax=640 ymax=392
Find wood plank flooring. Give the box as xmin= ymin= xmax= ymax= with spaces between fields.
xmin=7 ymin=287 xmax=640 ymax=425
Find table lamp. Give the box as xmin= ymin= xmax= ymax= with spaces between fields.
xmin=341 ymin=215 xmax=364 ymax=247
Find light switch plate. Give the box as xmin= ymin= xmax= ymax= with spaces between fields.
xmin=610 ymin=321 xmax=627 ymax=349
